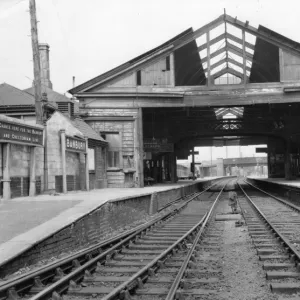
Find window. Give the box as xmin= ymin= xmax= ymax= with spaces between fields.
xmin=88 ymin=148 xmax=95 ymax=171
xmin=136 ymin=70 xmax=141 ymax=86
xmin=108 ymin=151 xmax=120 ymax=168
xmin=166 ymin=56 xmax=170 ymax=71
xmin=102 ymin=132 xmax=121 ymax=168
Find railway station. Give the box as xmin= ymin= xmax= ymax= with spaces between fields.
xmin=1 ymin=3 xmax=300 ymax=300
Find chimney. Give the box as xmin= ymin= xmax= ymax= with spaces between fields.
xmin=39 ymin=43 xmax=53 ymax=89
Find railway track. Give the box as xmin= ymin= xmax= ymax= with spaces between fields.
xmin=238 ymin=179 xmax=300 ymax=297
xmin=0 ymin=178 xmax=232 ymax=300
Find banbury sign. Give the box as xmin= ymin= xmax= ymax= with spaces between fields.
xmin=0 ymin=120 xmax=44 ymax=146
xmin=66 ymin=135 xmax=86 ymax=152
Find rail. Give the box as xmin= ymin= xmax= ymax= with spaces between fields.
xmin=238 ymin=182 xmax=300 ymax=268
xmin=165 ymin=180 xmax=228 ymax=300
xmin=4 ymin=180 xmax=224 ymax=300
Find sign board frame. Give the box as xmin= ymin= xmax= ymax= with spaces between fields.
xmin=0 ymin=120 xmax=44 ymax=146
xmin=65 ymin=135 xmax=86 ymax=153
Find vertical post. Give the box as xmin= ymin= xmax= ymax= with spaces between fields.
xmin=134 ymin=115 xmax=139 ymax=186
xmin=85 ymin=137 xmax=89 ymax=191
xmin=43 ymin=122 xmax=48 ymax=191
xmin=285 ymin=138 xmax=292 ymax=180
xmin=210 ymin=146 xmax=213 ymax=177
xmin=174 ymin=153 xmax=178 ymax=182
xmin=206 ymin=31 xmax=211 ymax=88
xmin=135 ymin=108 xmax=144 ymax=187
xmin=29 ymin=147 xmax=36 ymax=196
xmin=242 ymin=30 xmax=247 ymax=85
xmin=60 ymin=130 xmax=67 ymax=193
xmin=192 ymin=148 xmax=195 ymax=180
xmin=169 ymin=53 xmax=175 ymax=86
xmin=29 ymin=0 xmax=43 ymax=125
xmin=3 ymin=143 xmax=11 ymax=200
xmin=170 ymin=153 xmax=176 ymax=183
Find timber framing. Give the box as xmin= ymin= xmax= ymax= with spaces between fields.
xmin=212 ymin=67 xmax=248 ymax=80
xmin=69 ymin=13 xmax=300 ymax=107
xmin=203 ymin=57 xmax=251 ymax=73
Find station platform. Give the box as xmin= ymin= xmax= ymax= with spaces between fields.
xmin=247 ymin=176 xmax=300 ymax=189
xmin=0 ymin=177 xmax=219 ymax=268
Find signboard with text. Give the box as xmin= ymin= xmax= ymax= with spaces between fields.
xmin=256 ymin=147 xmax=268 ymax=153
xmin=143 ymin=138 xmax=174 ymax=153
xmin=0 ymin=120 xmax=43 ymax=146
xmin=66 ymin=135 xmax=86 ymax=152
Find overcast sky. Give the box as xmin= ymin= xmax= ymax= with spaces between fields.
xmin=0 ymin=0 xmax=300 ymax=95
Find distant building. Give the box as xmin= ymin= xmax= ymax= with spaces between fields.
xmin=0 ymin=44 xmax=108 ymax=199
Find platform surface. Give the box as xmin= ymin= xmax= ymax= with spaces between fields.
xmin=0 ymin=177 xmax=219 ymax=266
xmin=248 ymin=176 xmax=300 ymax=189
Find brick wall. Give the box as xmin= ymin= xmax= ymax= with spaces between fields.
xmin=0 ymin=193 xmax=151 ymax=276
xmin=10 ymin=144 xmax=30 ymax=177
xmin=8 ymin=144 xmax=44 ymax=197
xmin=107 ymin=171 xmax=125 ymax=188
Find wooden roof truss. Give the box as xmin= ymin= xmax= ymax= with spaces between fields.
xmin=214 ymin=107 xmax=244 ymax=119
xmin=69 ymin=13 xmax=300 ymax=94
xmin=197 ymin=17 xmax=255 ymax=84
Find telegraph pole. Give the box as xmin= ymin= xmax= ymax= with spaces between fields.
xmin=29 ymin=0 xmax=43 ymax=125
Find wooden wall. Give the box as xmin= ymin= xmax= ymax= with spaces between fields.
xmin=109 ymin=73 xmax=136 ymax=87
xmin=280 ymin=49 xmax=300 ymax=82
xmin=104 ymin=55 xmax=174 ymax=88
xmin=141 ymin=57 xmax=172 ymax=86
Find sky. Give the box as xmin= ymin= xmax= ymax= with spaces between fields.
xmin=0 ymin=0 xmax=300 ymax=95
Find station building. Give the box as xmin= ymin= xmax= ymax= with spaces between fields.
xmin=0 ymin=45 xmax=108 ymax=199
xmin=69 ymin=13 xmax=300 ymax=187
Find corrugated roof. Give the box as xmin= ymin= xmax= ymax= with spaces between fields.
xmin=71 ymin=117 xmax=107 ymax=143
xmin=24 ymin=86 xmax=72 ymax=103
xmin=0 ymin=83 xmax=35 ymax=106
xmin=68 ymin=28 xmax=193 ymax=94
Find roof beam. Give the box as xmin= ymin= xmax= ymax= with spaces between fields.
xmin=204 ymin=57 xmax=250 ymax=73
xmin=226 ymin=32 xmax=255 ymax=50
xmin=198 ymin=32 xmax=255 ymax=53
xmin=213 ymin=67 xmax=247 ymax=79
xmin=224 ymin=14 xmax=300 ymax=57
xmin=198 ymin=33 xmax=226 ymax=51
xmin=227 ymin=57 xmax=251 ymax=72
xmin=204 ymin=58 xmax=227 ymax=72
xmin=202 ymin=43 xmax=253 ymax=63
xmin=227 ymin=42 xmax=253 ymax=60
xmin=173 ymin=15 xmax=225 ymax=50
xmin=202 ymin=46 xmax=226 ymax=63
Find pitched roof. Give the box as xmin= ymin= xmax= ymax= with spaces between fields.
xmin=68 ymin=14 xmax=300 ymax=94
xmin=0 ymin=83 xmax=35 ymax=106
xmin=68 ymin=28 xmax=193 ymax=94
xmin=24 ymin=86 xmax=72 ymax=103
xmin=71 ymin=117 xmax=107 ymax=143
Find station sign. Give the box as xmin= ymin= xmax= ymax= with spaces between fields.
xmin=66 ymin=135 xmax=86 ymax=152
xmin=256 ymin=147 xmax=268 ymax=153
xmin=0 ymin=120 xmax=43 ymax=146
xmin=143 ymin=138 xmax=174 ymax=153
